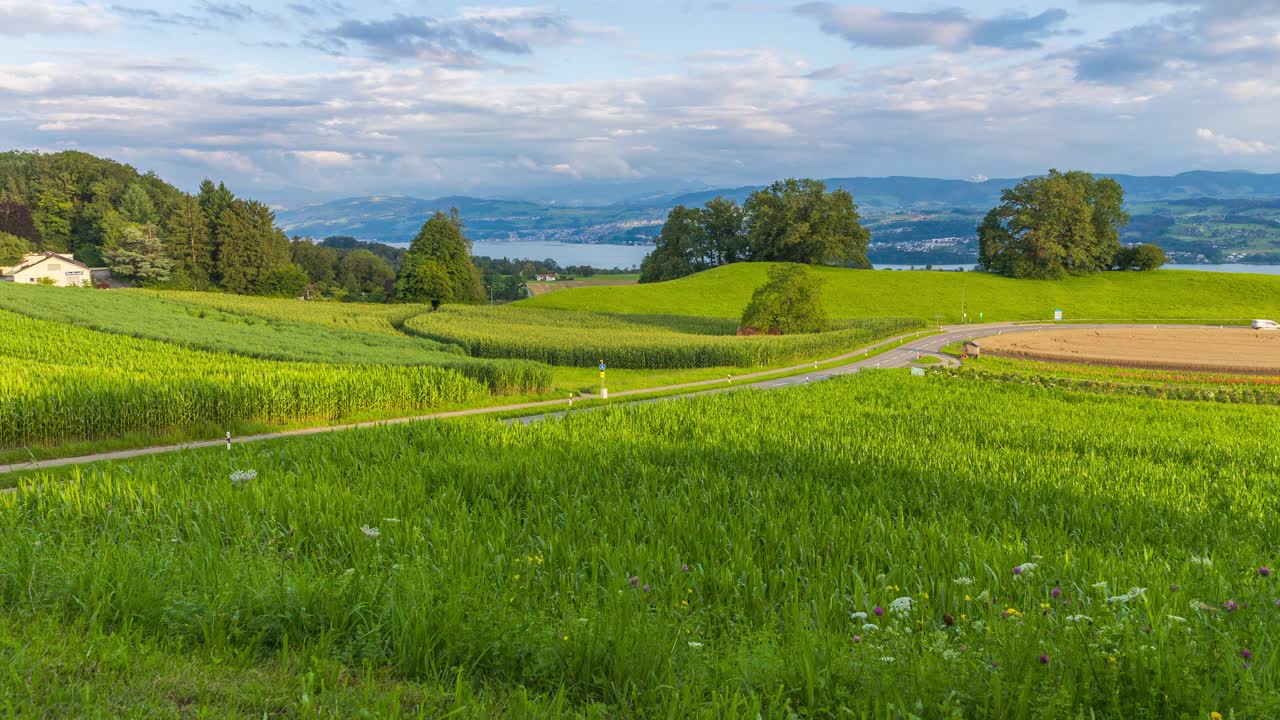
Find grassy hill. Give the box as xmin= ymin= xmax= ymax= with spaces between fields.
xmin=520 ymin=264 xmax=1280 ymax=323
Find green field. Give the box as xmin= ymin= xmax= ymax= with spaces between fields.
xmin=3 ymin=372 xmax=1277 ymax=717
xmin=521 ymin=263 xmax=1280 ymax=323
xmin=403 ymin=305 xmax=922 ymax=369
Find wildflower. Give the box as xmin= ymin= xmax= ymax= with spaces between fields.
xmin=382 ymin=518 xmax=400 ymax=524
xmin=850 ymin=611 xmax=868 ymax=621
xmin=1039 ymin=654 xmax=1050 ymax=665
xmin=1210 ymin=713 xmax=1223 ymax=720
xmin=889 ymin=597 xmax=913 ymax=613
xmin=628 ymin=576 xmax=640 ymax=588
xmin=1241 ymin=649 xmax=1253 ymax=660
xmin=681 ymin=564 xmax=690 ymax=572
xmin=642 ymin=584 xmax=651 ymax=593
xmin=1170 ymin=584 xmax=1180 ymax=592
xmin=953 ymin=577 xmax=974 ymax=585
xmin=919 ymin=592 xmax=929 ymax=600
xmin=229 ymin=469 xmax=257 ymax=483
xmin=873 ymin=606 xmax=884 ymax=616
xmin=360 ymin=525 xmax=381 ymax=540
xmin=880 ymin=657 xmax=896 ymax=663
xmin=1106 ymin=587 xmax=1147 ymax=604
xmin=1014 ymin=563 xmax=1036 ymax=576
xmin=1190 ymin=555 xmax=1213 ymax=567
xmin=964 ymin=594 xmax=972 ymax=602
xmin=1040 ymin=603 xmax=1051 ymax=611
xmin=1260 ymin=567 xmax=1272 ymax=578
xmin=852 ymin=635 xmax=862 ymax=643
xmin=688 ymin=641 xmax=703 ymax=649
xmin=1003 ymin=608 xmax=1023 ymax=618
xmin=1223 ymin=600 xmax=1240 ymax=612
xmin=861 ymin=624 xmax=879 ymax=632
xmin=1065 ymin=615 xmax=1093 ymax=623
xmin=562 ymin=635 xmax=569 ymax=641
xmin=1051 ymin=587 xmax=1062 ymax=599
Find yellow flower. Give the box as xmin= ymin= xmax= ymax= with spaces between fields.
xmin=1210 ymin=712 xmax=1223 ymax=720
xmin=1004 ymin=608 xmax=1022 ymax=618
xmin=960 ymin=614 xmax=968 ymax=621
xmin=1040 ymin=603 xmax=1051 ymax=610
xmin=964 ymin=594 xmax=973 ymax=602
xmin=1107 ymin=656 xmax=1117 ymax=664
xmin=919 ymin=592 xmax=929 ymax=600
xmin=562 ymin=635 xmax=569 ymax=641
xmin=513 ymin=574 xmax=520 ymax=581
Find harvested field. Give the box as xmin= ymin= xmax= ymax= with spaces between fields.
xmin=979 ymin=326 xmax=1280 ymax=374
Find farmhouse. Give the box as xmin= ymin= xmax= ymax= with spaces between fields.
xmin=0 ymin=252 xmax=92 ymax=287
xmin=535 ymin=273 xmax=558 ymax=282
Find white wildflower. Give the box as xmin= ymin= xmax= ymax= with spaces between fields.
xmin=1065 ymin=615 xmax=1093 ymax=623
xmin=861 ymin=623 xmax=879 ymax=632
xmin=688 ymin=641 xmax=703 ymax=649
xmin=1190 ymin=555 xmax=1213 ymax=567
xmin=1014 ymin=562 xmax=1037 ymax=575
xmin=850 ymin=611 xmax=868 ymax=621
xmin=229 ymin=469 xmax=257 ymax=484
xmin=382 ymin=518 xmax=401 ymax=524
xmin=942 ymin=649 xmax=960 ymax=660
xmin=1106 ymin=587 xmax=1147 ymax=604
xmin=953 ymin=577 xmax=974 ymax=586
xmin=360 ymin=525 xmax=381 ymax=540
xmin=880 ymin=656 xmax=896 ymax=663
xmin=889 ymin=596 xmax=913 ymax=613
xmin=344 ymin=568 xmax=355 ymax=576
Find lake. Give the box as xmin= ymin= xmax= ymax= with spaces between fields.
xmin=459 ymin=242 xmax=1280 ymax=276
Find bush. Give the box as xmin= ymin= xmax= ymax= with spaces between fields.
xmin=254 ymin=264 xmax=311 ymax=298
xmin=741 ymin=264 xmax=828 ymax=334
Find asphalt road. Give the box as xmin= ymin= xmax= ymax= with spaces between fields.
xmin=0 ymin=322 xmax=1234 ymax=478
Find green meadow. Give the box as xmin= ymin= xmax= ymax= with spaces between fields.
xmin=521 ymin=263 xmax=1280 ymax=323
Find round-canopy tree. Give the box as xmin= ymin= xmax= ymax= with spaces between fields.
xmin=394 ymin=211 xmax=484 ymax=307
xmin=740 ymin=264 xmax=829 ymax=334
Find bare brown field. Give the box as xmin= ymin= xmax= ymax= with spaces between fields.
xmin=979 ymin=327 xmax=1280 ymax=374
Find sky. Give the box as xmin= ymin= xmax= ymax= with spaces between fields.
xmin=1 ymin=0 xmax=1277 ymax=206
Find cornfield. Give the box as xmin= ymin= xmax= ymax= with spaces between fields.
xmin=4 ymin=371 xmax=1277 ymax=717
xmin=0 ymin=311 xmax=489 ymax=448
xmin=404 ymin=305 xmax=925 ymax=368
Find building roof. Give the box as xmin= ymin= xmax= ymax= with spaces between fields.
xmin=1 ymin=251 xmax=88 ymax=276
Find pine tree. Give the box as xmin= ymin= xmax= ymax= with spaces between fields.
xmin=119 ymin=183 xmax=157 ymax=224
xmin=394 ymin=211 xmax=484 ymax=305
xmin=103 ymin=222 xmax=174 ymax=284
xmin=164 ymin=195 xmax=214 ymax=287
xmin=215 ymin=201 xmax=260 ymax=294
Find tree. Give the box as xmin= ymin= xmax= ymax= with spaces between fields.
xmin=291 ymin=239 xmax=338 ymax=284
xmin=639 ymin=205 xmax=710 ymax=283
xmin=394 ymin=211 xmax=484 ymax=305
xmin=745 ymin=179 xmax=870 ymax=268
xmin=254 ymin=264 xmax=310 ymax=297
xmin=740 ymin=264 xmax=829 ymax=334
xmin=0 ymin=232 xmax=31 ymax=266
xmin=1114 ymin=243 xmax=1168 ymax=271
xmin=31 ymin=172 xmax=76 ymax=251
xmin=0 ymin=198 xmax=39 ymax=243
xmin=215 ymin=202 xmax=259 ymax=294
xmin=102 ymin=222 xmax=174 ymax=284
xmin=337 ymin=248 xmax=394 ymax=295
xmin=164 ymin=195 xmax=214 ymax=287
xmin=702 ymin=196 xmax=749 ymax=266
xmin=119 ymin=183 xmax=156 ymax=224
xmin=978 ymin=170 xmax=1130 ymax=279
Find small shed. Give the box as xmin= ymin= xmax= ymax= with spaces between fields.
xmin=963 ymin=340 xmax=981 ymax=357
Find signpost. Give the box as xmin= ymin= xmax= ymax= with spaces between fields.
xmin=1054 ymin=309 xmax=1063 ymax=321
xmin=599 ymin=361 xmax=607 ymax=400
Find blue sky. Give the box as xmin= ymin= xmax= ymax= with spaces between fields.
xmin=1 ymin=1 xmax=1277 ymax=205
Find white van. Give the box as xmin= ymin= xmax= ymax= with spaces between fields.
xmin=1253 ymin=319 xmax=1279 ymax=330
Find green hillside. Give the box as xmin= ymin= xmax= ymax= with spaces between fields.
xmin=521 ymin=263 xmax=1280 ymax=322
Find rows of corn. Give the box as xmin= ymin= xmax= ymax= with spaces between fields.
xmin=404 ymin=305 xmax=925 ymax=368
xmin=0 ymin=311 xmax=489 ymax=448
xmin=3 ymin=371 xmax=1277 ymax=716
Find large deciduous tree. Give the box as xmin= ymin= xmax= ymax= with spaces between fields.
xmin=745 ymin=179 xmax=870 ymax=268
xmin=0 ymin=198 xmax=40 ymax=244
xmin=978 ymin=170 xmax=1131 ymax=279
xmin=0 ymin=232 xmax=31 ymax=266
xmin=394 ymin=211 xmax=484 ymax=306
xmin=639 ymin=205 xmax=711 ymax=283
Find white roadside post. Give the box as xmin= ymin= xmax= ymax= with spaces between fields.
xmin=599 ymin=361 xmax=607 ymax=400
xmin=226 ymin=431 xmax=231 ymax=450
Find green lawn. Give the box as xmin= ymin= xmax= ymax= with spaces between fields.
xmin=520 ymin=263 xmax=1280 ymax=323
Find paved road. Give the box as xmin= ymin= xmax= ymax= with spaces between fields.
xmin=0 ymin=322 xmax=1229 ymax=478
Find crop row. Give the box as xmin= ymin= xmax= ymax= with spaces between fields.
xmin=3 ymin=372 xmax=1277 ymax=716
xmin=404 ymin=305 xmax=924 ymax=368
xmin=0 ymin=311 xmax=489 ymax=448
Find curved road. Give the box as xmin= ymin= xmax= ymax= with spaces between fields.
xmin=0 ymin=322 xmax=1232 ymax=478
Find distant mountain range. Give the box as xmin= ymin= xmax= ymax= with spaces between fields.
xmin=276 ymin=171 xmax=1280 ymax=249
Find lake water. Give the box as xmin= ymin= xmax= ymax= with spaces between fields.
xmin=458 ymin=241 xmax=1280 ymax=275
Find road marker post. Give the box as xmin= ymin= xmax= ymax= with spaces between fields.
xmin=226 ymin=431 xmax=231 ymax=451
xmin=598 ymin=360 xmax=607 ymax=400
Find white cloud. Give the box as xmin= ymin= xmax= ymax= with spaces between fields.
xmin=0 ymin=1 xmax=116 ymax=35
xmin=1195 ymin=128 xmax=1276 ymax=156
xmin=289 ymin=150 xmax=360 ymax=167
xmin=176 ymin=149 xmax=261 ymax=174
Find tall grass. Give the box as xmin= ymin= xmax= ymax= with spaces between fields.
xmin=404 ymin=305 xmax=923 ymax=368
xmin=4 ymin=372 xmax=1277 ymax=716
